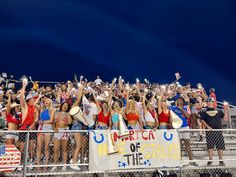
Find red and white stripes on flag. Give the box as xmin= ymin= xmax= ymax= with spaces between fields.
xmin=0 ymin=145 xmax=21 ymax=173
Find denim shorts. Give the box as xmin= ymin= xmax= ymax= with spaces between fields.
xmin=96 ymin=125 xmax=108 ymax=130
xmin=145 ymin=125 xmax=155 ymax=129
xmin=159 ymin=125 xmax=169 ymax=130
xmin=112 ymin=126 xmax=118 ymax=130
xmin=71 ymin=122 xmax=83 ymax=130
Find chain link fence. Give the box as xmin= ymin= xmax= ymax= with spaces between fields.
xmin=1 ymin=129 xmax=236 ymax=177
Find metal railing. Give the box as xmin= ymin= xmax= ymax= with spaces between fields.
xmin=0 ymin=129 xmax=236 ymax=177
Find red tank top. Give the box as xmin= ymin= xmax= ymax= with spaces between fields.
xmin=19 ymin=105 xmax=35 ymax=130
xmin=148 ymin=109 xmax=156 ymax=118
xmin=97 ymin=111 xmax=111 ymax=124
xmin=159 ymin=111 xmax=170 ymax=123
xmin=6 ymin=113 xmax=22 ymax=125
xmin=126 ymin=112 xmax=139 ymax=121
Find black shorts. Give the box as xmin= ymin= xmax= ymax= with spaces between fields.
xmin=19 ymin=132 xmax=37 ymax=142
xmin=206 ymin=131 xmax=225 ymax=150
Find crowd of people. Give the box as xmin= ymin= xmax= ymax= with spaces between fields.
xmin=0 ymin=73 xmax=230 ymax=171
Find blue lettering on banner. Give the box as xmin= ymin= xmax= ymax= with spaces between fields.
xmin=144 ymin=160 xmax=151 ymax=166
xmin=118 ymin=161 xmax=128 ymax=168
xmin=0 ymin=145 xmax=6 ymax=156
xmin=89 ymin=130 xmax=104 ymax=144
xmin=164 ymin=132 xmax=173 ymax=141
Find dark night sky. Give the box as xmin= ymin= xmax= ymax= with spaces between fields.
xmin=0 ymin=0 xmax=236 ymax=103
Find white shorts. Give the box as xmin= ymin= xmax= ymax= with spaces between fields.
xmin=54 ymin=127 xmax=71 ymax=140
xmin=38 ymin=124 xmax=53 ymax=136
xmin=179 ymin=126 xmax=190 ymax=140
xmin=38 ymin=124 xmax=53 ymax=131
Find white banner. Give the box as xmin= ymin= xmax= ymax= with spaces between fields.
xmin=89 ymin=130 xmax=181 ymax=171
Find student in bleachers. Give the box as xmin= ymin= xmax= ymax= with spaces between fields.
xmin=157 ymin=94 xmax=171 ymax=129
xmin=142 ymin=91 xmax=159 ymax=130
xmin=36 ymin=96 xmax=55 ymax=170
xmin=51 ymin=102 xmax=72 ymax=172
xmin=5 ymin=94 xmax=21 ymax=145
xmin=170 ymin=97 xmax=198 ymax=166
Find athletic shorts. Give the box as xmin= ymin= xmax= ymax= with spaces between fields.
xmin=206 ymin=131 xmax=225 ymax=150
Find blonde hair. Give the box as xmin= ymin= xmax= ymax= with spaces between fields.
xmin=42 ymin=98 xmax=53 ymax=111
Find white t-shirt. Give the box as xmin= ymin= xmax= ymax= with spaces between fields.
xmin=82 ymin=96 xmax=98 ymax=127
xmin=94 ymin=79 xmax=103 ymax=86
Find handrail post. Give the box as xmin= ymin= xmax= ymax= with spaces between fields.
xmin=22 ymin=131 xmax=30 ymax=177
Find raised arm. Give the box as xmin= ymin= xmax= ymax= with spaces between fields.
xmin=29 ymin=76 xmax=35 ymax=85
xmin=137 ymin=111 xmax=143 ymax=130
xmin=20 ymin=85 xmax=27 ymax=108
xmin=34 ymin=94 xmax=43 ymax=106
xmin=125 ymin=100 xmax=131 ymax=115
xmin=118 ymin=78 xmax=123 ymax=91
xmin=142 ymin=92 xmax=147 ymax=115
xmin=158 ymin=94 xmax=163 ymax=115
xmin=223 ymin=105 xmax=229 ymax=122
xmin=108 ymin=91 xmax=113 ymax=113
xmin=72 ymin=85 xmax=85 ymax=107
xmin=154 ymin=110 xmax=159 ymax=129
xmin=179 ymin=106 xmax=190 ymax=119
xmin=6 ymin=94 xmax=11 ymax=115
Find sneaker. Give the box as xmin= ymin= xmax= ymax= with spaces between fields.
xmin=28 ymin=159 xmax=34 ymax=170
xmin=189 ymin=162 xmax=198 ymax=166
xmin=70 ymin=165 xmax=81 ymax=171
xmin=207 ymin=161 xmax=213 ymax=166
xmin=84 ymin=157 xmax=88 ymax=163
xmin=219 ymin=161 xmax=225 ymax=166
xmin=69 ymin=159 xmax=81 ymax=171
xmin=17 ymin=167 xmax=22 ymax=171
xmin=62 ymin=166 xmax=67 ymax=172
xmin=50 ymin=167 xmax=57 ymax=172
xmin=77 ymin=159 xmax=81 ymax=164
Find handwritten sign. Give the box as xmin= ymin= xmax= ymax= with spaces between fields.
xmin=89 ymin=130 xmax=181 ymax=171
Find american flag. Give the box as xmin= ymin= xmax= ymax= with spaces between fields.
xmin=0 ymin=145 xmax=21 ymax=173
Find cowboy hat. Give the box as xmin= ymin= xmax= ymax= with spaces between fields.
xmin=10 ymin=102 xmax=20 ymax=109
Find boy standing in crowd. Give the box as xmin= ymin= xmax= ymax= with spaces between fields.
xmin=171 ymin=97 xmax=198 ymax=166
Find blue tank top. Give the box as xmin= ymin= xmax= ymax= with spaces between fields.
xmin=112 ymin=113 xmax=119 ymax=123
xmin=40 ymin=109 xmax=50 ymax=121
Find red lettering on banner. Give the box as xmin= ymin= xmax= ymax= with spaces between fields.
xmin=129 ymin=130 xmax=135 ymax=140
xmin=113 ymin=130 xmax=156 ymax=142
xmin=142 ymin=131 xmax=148 ymax=140
xmin=149 ymin=130 xmax=155 ymax=140
xmin=113 ymin=132 xmax=120 ymax=142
